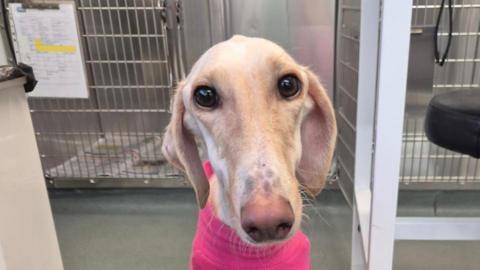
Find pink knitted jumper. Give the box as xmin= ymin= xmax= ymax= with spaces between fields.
xmin=189 ymin=161 xmax=311 ymax=270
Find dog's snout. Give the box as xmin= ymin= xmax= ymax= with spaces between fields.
xmin=240 ymin=194 xmax=294 ymax=243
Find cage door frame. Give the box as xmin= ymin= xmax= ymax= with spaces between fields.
xmin=351 ymin=0 xmax=413 ymax=269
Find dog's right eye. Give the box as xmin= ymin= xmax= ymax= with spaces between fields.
xmin=278 ymin=74 xmax=301 ymax=99
xmin=193 ymin=86 xmax=219 ymax=108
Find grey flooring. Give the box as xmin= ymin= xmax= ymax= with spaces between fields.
xmin=49 ymin=189 xmax=480 ymax=270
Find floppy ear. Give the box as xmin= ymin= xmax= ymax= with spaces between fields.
xmin=297 ymin=70 xmax=337 ymax=196
xmin=162 ymin=82 xmax=209 ymax=208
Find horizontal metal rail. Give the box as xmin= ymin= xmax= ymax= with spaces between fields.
xmin=83 ymin=34 xmax=166 ymax=38
xmin=396 ymin=217 xmax=480 ymax=240
xmin=413 ymin=4 xmax=480 ymax=9
xmin=78 ymin=6 xmax=164 ymax=11
xmin=401 ymin=176 xmax=480 ymax=181
xmin=85 ymin=60 xmax=168 ymax=64
xmin=433 ymin=84 xmax=480 ymax=88
xmin=88 ymin=85 xmax=171 ymax=89
xmin=30 ymin=109 xmax=169 ymax=113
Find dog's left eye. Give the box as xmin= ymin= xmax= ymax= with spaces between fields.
xmin=278 ymin=74 xmax=301 ymax=98
xmin=194 ymin=86 xmax=219 ymax=108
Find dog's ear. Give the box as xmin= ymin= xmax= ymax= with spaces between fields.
xmin=162 ymin=82 xmax=209 ymax=208
xmin=297 ymin=70 xmax=337 ymax=196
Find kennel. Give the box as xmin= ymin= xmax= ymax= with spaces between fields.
xmin=336 ymin=0 xmax=480 ymax=204
xmin=1 ymin=0 xmax=475 ymax=191
xmin=5 ymin=0 xmax=338 ymax=188
xmin=24 ymin=0 xmax=186 ymax=188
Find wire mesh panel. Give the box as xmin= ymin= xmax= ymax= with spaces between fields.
xmin=400 ymin=0 xmax=480 ymax=189
xmin=335 ymin=0 xmax=361 ymax=200
xmin=28 ymin=0 xmax=185 ymax=187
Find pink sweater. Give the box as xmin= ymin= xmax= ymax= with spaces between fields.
xmin=189 ymin=161 xmax=311 ymax=270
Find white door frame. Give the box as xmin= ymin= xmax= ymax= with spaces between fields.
xmin=351 ymin=0 xmax=480 ymax=269
xmin=351 ymin=0 xmax=412 ymax=269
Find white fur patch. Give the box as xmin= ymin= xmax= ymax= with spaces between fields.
xmin=194 ymin=120 xmax=233 ymax=226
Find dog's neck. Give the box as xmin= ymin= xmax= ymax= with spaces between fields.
xmin=192 ymin=194 xmax=311 ymax=270
xmin=190 ymin=161 xmax=311 ymax=268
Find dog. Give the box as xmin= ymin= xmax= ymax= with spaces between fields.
xmin=162 ymin=35 xmax=337 ymax=270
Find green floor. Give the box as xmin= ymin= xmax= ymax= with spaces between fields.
xmin=49 ymin=189 xmax=480 ymax=270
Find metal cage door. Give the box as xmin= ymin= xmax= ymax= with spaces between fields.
xmin=26 ymin=0 xmax=187 ymax=188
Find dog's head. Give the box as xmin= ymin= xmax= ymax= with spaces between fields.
xmin=162 ymin=35 xmax=336 ymax=245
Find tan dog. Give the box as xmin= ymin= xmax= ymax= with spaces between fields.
xmin=162 ymin=35 xmax=336 ymax=246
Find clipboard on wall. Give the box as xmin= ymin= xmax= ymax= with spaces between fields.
xmin=8 ymin=2 xmax=89 ymax=98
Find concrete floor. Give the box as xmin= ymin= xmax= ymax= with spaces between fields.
xmin=49 ymin=189 xmax=480 ymax=270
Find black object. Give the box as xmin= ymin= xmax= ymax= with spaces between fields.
xmin=16 ymin=63 xmax=37 ymax=93
xmin=433 ymin=0 xmax=453 ymax=66
xmin=4 ymin=63 xmax=38 ymax=93
xmin=425 ymin=90 xmax=480 ymax=158
xmin=0 ymin=63 xmax=38 ymax=93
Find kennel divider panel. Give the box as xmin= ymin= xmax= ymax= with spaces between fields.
xmin=400 ymin=0 xmax=480 ymax=189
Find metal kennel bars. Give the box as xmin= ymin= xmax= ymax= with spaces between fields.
xmin=344 ymin=1 xmax=480 ymax=269
xmin=25 ymin=0 xmax=187 ymax=188
xmin=400 ymin=0 xmax=480 ymax=189
xmin=336 ymin=0 xmax=480 ymax=204
xmin=17 ymin=0 xmax=339 ymax=188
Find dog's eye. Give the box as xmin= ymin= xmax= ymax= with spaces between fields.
xmin=193 ymin=86 xmax=219 ymax=108
xmin=278 ymin=75 xmax=301 ymax=98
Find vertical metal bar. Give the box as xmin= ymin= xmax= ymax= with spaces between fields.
xmin=44 ymin=99 xmax=64 ymax=178
xmin=424 ymin=136 xmax=433 ymax=183
xmin=431 ymin=141 xmax=441 ymax=182
xmin=161 ymin=0 xmax=175 ymax=176
xmin=117 ymin=0 xmax=140 ymax=179
xmin=97 ymin=0 xmax=117 ymax=176
xmin=161 ymin=3 xmax=174 ymax=100
xmin=460 ymin=6 xmax=471 ymax=88
xmin=400 ymin=119 xmax=409 ymax=184
xmin=416 ymin=119 xmax=426 ymax=182
xmin=78 ymin=0 xmax=104 ymax=179
xmin=134 ymin=0 xmax=152 ymax=178
xmin=423 ymin=0 xmax=428 ymax=26
xmin=409 ymin=119 xmax=419 ymax=183
xmin=473 ymin=158 xmax=480 ymax=182
xmin=351 ymin=0 xmax=382 ymax=267
xmin=75 ymin=0 xmax=86 ymax=178
xmin=154 ymin=0 xmax=169 ymax=112
xmin=64 ymin=3 xmax=87 ymax=177
xmin=471 ymin=5 xmax=480 ymax=89
xmin=82 ymin=0 xmax=102 ymax=178
xmin=90 ymin=0 xmax=109 ymax=176
xmin=109 ymin=0 xmax=133 ymax=179
xmin=131 ymin=0 xmax=150 ymax=177
xmin=413 ymin=0 xmax=419 ymax=26
xmin=150 ymin=0 xmax=166 ymax=169
xmin=141 ymin=0 xmax=160 ymax=178
xmin=368 ymin=1 xmax=412 ymax=269
xmin=463 ymin=154 xmax=472 ymax=183
xmin=143 ymin=0 xmax=159 ymax=111
xmin=435 ymin=0 xmax=450 ymax=184
xmin=56 ymin=98 xmax=76 ymax=177
xmin=222 ymin=0 xmax=231 ymax=39
xmin=150 ymin=0 xmax=163 ymax=106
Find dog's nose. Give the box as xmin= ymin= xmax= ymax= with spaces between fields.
xmin=240 ymin=195 xmax=294 ymax=243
